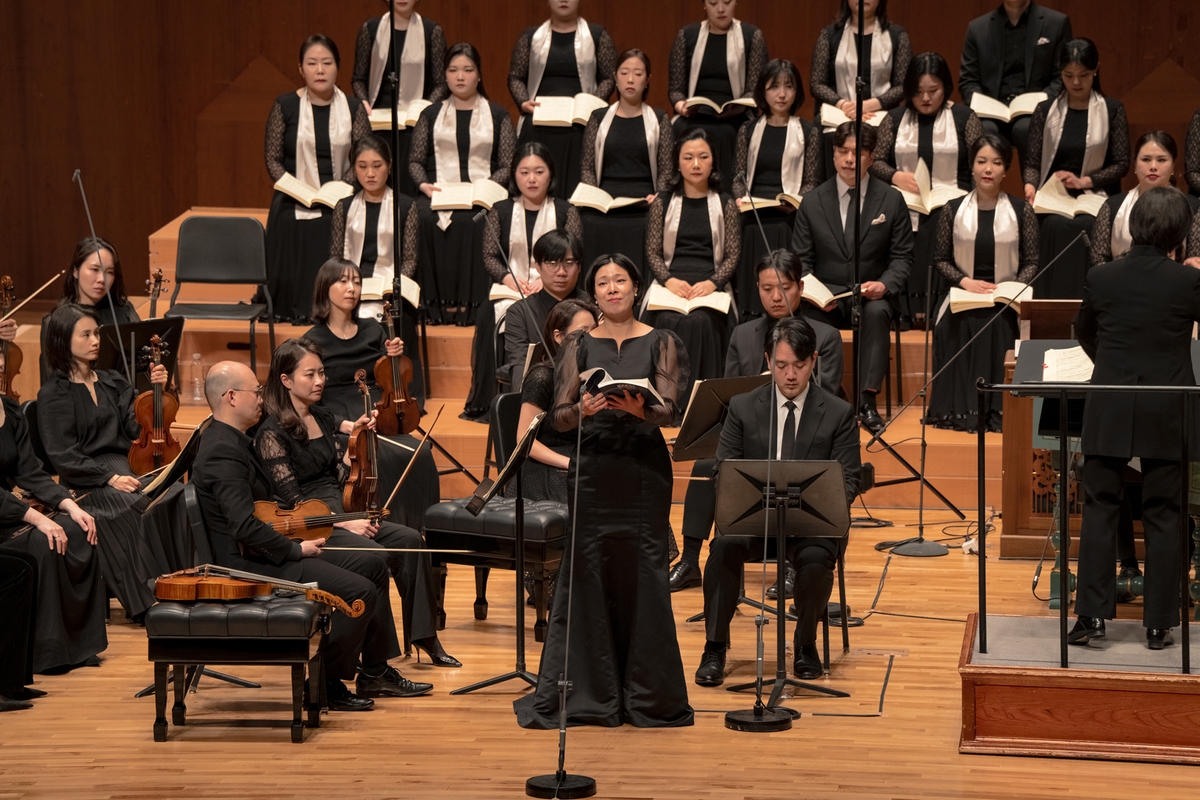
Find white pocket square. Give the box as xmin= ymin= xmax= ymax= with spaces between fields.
xmin=871 ymin=213 xmax=887 ymax=225
xmin=1037 ymin=37 xmax=1051 ymax=45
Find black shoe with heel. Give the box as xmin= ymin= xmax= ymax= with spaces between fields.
xmin=412 ymin=639 xmax=462 ymax=668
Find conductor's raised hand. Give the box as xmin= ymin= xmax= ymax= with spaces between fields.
xmin=607 ymin=390 xmax=645 ymax=419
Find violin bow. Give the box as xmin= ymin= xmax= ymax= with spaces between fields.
xmin=0 ymin=270 xmax=67 ymax=322
xmin=380 ymin=404 xmax=443 ymax=511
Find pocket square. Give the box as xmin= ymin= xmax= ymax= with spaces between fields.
xmin=1037 ymin=36 xmax=1051 ymax=45
xmin=870 ymin=213 xmax=887 ymax=225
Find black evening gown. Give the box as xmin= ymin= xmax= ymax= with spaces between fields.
xmin=517 ymin=31 xmax=587 ymax=199
xmin=1033 ymin=108 xmax=1094 ymax=300
xmin=514 ymin=329 xmax=693 ymax=729
xmin=0 ymin=396 xmax=106 ymax=672
xmin=304 ymin=321 xmax=440 ymax=531
xmin=0 ymin=551 xmax=37 ymax=691
xmin=580 ymin=113 xmax=658 ymax=281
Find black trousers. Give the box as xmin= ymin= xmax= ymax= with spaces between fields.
xmin=0 ymin=551 xmax=37 ymax=693
xmin=681 ymin=459 xmax=718 ymax=544
xmin=804 ymin=298 xmax=892 ymax=394
xmin=702 ymin=535 xmax=837 ymax=647
xmin=1076 ymin=455 xmax=1184 ymax=629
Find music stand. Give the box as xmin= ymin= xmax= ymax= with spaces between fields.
xmin=451 ymin=413 xmax=545 ymax=695
xmin=672 ymin=375 xmax=771 ymax=462
xmin=97 ymin=318 xmax=185 ymax=393
xmin=715 ymin=459 xmax=851 ymax=731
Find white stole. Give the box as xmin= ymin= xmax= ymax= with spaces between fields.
xmin=594 ymin=103 xmax=660 ymax=189
xmin=940 ymin=192 xmax=1020 ymax=323
xmin=895 ymin=105 xmax=959 ymax=227
xmin=1038 ymin=90 xmax=1109 ymax=190
xmin=1110 ymin=190 xmax=1139 ymax=260
xmin=746 ymin=117 xmax=806 ymax=197
xmin=344 ymin=189 xmax=395 ymax=277
xmin=834 ymin=20 xmax=893 ymax=103
xmin=687 ymin=20 xmax=746 ymax=99
xmin=662 ymin=191 xmax=724 ymax=272
xmin=496 ymin=201 xmax=559 ymax=327
xmin=367 ymin=12 xmax=427 ymax=109
xmin=433 ymin=95 xmax=495 ymax=227
xmin=527 ymin=19 xmax=597 ymax=100
xmin=295 ymin=87 xmax=353 ymax=220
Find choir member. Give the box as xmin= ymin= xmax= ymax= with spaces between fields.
xmin=0 ymin=553 xmax=37 ymax=710
xmin=732 ymin=59 xmax=822 ymax=319
xmin=790 ymin=121 xmax=914 ymax=432
xmin=351 ymin=0 xmax=448 ymax=196
xmin=508 ymin=0 xmax=617 ymax=199
xmin=871 ymin=52 xmax=983 ymax=326
xmin=810 ymin=0 xmax=911 ymax=180
xmin=255 ymin=338 xmax=458 ymax=672
xmin=329 ymin=133 xmax=426 ymax=405
xmin=959 ymin=0 xmax=1072 ymax=169
xmin=265 ymin=35 xmax=370 ymax=323
xmin=696 ymin=317 xmax=860 ymax=686
xmin=304 ymin=258 xmax=440 ymax=532
xmin=514 ymin=254 xmax=693 ymax=729
xmin=578 ymin=48 xmax=673 ymax=281
xmin=1024 ymin=39 xmax=1129 ymax=299
xmin=645 ymin=127 xmax=740 ymax=405
xmin=37 ymin=305 xmax=190 ymax=622
xmin=926 ymin=135 xmax=1038 ymax=433
xmin=668 ymin=0 xmax=767 ymax=196
xmin=1187 ymin=110 xmax=1200 ymax=197
xmin=410 ymin=42 xmax=515 ymax=326
xmin=0 ymin=392 xmax=106 ymax=673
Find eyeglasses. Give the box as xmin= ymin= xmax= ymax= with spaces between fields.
xmin=542 ymin=259 xmax=580 ymax=272
xmin=227 ymin=386 xmax=264 ymax=398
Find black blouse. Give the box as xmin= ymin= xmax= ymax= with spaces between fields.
xmin=871 ymin=104 xmax=984 ymax=193
xmin=0 ymin=396 xmax=71 ymax=529
xmin=972 ymin=210 xmax=997 ymax=283
xmin=254 ymin=407 xmax=346 ymax=508
xmin=694 ymin=33 xmax=733 ymax=107
xmin=541 ymin=31 xmax=583 ymax=97
xmin=750 ymin=125 xmax=787 ymax=198
xmin=264 ymin=92 xmax=371 ymax=184
xmin=674 ymin=197 xmax=717 ymax=269
xmin=407 ymin=99 xmax=516 ymax=188
xmin=1048 ymin=108 xmax=1089 ymax=182
xmin=521 ymin=364 xmax=575 ymax=450
xmin=599 ymin=116 xmax=656 ymax=198
xmin=352 ymin=15 xmax=448 ymax=107
xmin=37 ymin=370 xmax=140 ymax=490
xmin=304 ymin=320 xmax=389 ymax=428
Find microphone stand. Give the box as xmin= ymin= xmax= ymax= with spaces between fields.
xmin=850 ymin=0 xmax=866 ymax=436
xmin=73 ymin=170 xmax=133 ymax=386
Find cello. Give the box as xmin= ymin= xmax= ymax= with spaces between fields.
xmin=343 ymin=370 xmax=382 ymax=514
xmin=128 ymin=334 xmax=182 ymax=474
xmin=0 ymin=276 xmax=22 ymax=401
xmin=373 ymin=300 xmax=420 ymax=435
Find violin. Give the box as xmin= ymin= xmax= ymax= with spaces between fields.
xmin=129 ymin=335 xmax=182 ymax=474
xmin=154 ymin=564 xmax=365 ymax=617
xmin=343 ymin=370 xmax=381 ymax=514
xmin=252 ymin=497 xmax=387 ymax=541
xmin=146 ymin=268 xmax=169 ymax=319
xmin=373 ymin=300 xmax=420 ymax=435
xmin=0 ymin=276 xmax=22 ymax=401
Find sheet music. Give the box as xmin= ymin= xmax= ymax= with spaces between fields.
xmin=1042 ymin=346 xmax=1094 ymax=382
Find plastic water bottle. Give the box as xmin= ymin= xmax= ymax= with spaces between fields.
xmin=190 ymin=354 xmax=204 ymax=402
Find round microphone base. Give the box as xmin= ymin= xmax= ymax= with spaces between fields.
xmin=526 ymin=774 xmax=597 ymax=798
xmin=724 ymin=706 xmax=794 ymax=732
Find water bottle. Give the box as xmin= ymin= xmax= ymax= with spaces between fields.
xmin=190 ymin=354 xmax=204 ymax=402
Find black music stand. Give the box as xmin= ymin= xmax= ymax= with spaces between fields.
xmin=715 ymin=459 xmax=851 ymax=732
xmin=97 ymin=318 xmax=185 ymax=392
xmin=451 ymin=413 xmax=545 ymax=694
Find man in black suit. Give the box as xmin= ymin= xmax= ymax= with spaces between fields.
xmin=959 ymin=0 xmax=1072 ymax=165
xmin=192 ymin=361 xmax=432 ymax=710
xmin=790 ymin=122 xmax=913 ymax=432
xmin=694 ymin=318 xmax=861 ymax=686
xmin=1071 ymin=188 xmax=1200 ymax=650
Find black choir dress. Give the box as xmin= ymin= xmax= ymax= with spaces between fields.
xmin=36 ymin=370 xmax=192 ymax=619
xmin=514 ymin=329 xmax=693 ymax=729
xmin=409 ymin=99 xmax=515 ymax=325
xmin=579 ymin=108 xmax=674 ymax=281
xmin=732 ymin=118 xmax=823 ymax=318
xmin=1024 ymin=96 xmax=1129 ymax=299
xmin=38 ymin=298 xmax=140 ymax=383
xmin=926 ymin=196 xmax=1039 ymax=432
xmin=303 ymin=321 xmax=440 ymax=532
xmin=351 ymin=15 xmax=448 ymax=197
xmin=0 ymin=396 xmax=106 ymax=672
xmin=509 ymin=25 xmax=617 ymax=199
xmin=264 ymin=92 xmax=370 ymax=322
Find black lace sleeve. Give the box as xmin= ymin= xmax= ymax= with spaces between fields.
xmin=932 ymin=202 xmax=965 ymax=286
xmin=1187 ymin=111 xmax=1200 ymax=196
xmin=810 ymin=28 xmax=840 ymax=108
xmin=265 ymin=100 xmax=286 ymax=182
xmin=520 ymin=363 xmax=556 ymax=411
xmin=594 ymin=28 xmax=617 ymax=100
xmin=667 ymin=28 xmax=689 ymax=108
xmin=580 ymin=112 xmax=600 ymax=187
xmin=713 ymin=196 xmax=742 ymax=288
xmin=409 ymin=110 xmax=432 ymax=187
xmin=644 ymin=330 xmax=689 ymax=427
xmin=732 ymin=121 xmax=751 ymax=199
xmin=330 ymin=198 xmax=348 ymax=257
xmin=744 ymin=28 xmax=768 ymax=99
xmin=1015 ymin=200 xmax=1039 ymax=283
xmin=1087 ymin=101 xmax=1130 ymax=194
xmin=428 ymin=24 xmax=449 ymax=103
xmin=1023 ymin=103 xmax=1048 ymax=189
xmin=508 ymin=29 xmax=533 ymax=107
xmin=565 ymin=205 xmax=584 ymax=244
xmin=1090 ymin=200 xmax=1114 ymax=266
xmin=551 ymin=330 xmax=585 ymax=432
xmin=802 ymin=122 xmax=823 ymax=193
xmin=483 ymin=207 xmax=506 ymax=281
xmin=656 ymin=110 xmax=676 ymax=193
xmin=869 ymin=113 xmax=898 ymax=183
xmin=879 ymin=27 xmax=911 ymax=110
xmin=1188 ymin=208 xmax=1200 ymax=261
xmin=645 ymin=195 xmax=670 ymax=283
xmin=254 ymin=424 xmax=305 ymax=508
xmin=401 ymin=201 xmax=419 ymax=277
xmin=964 ymin=110 xmax=985 ymax=150
xmin=352 ymin=20 xmax=373 ymax=103
xmin=492 ymin=113 xmax=517 ymax=186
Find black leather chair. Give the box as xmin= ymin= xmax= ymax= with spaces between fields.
xmin=19 ymin=399 xmax=51 ymax=473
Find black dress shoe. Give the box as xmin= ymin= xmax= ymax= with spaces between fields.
xmin=326 ymin=680 xmax=375 ymax=711
xmin=793 ymin=645 xmax=823 ymax=681
xmin=858 ymin=404 xmax=884 ymax=433
xmin=413 ymin=639 xmax=462 ymax=668
xmin=0 ymin=697 xmax=33 ymax=712
xmin=9 ymin=687 xmax=47 ymax=700
xmin=1147 ymin=628 xmax=1175 ymax=650
xmin=765 ymin=565 xmax=796 ymax=600
xmin=1068 ymin=616 xmax=1105 ymax=645
xmin=356 ymin=665 xmax=432 ymax=698
xmin=668 ymin=560 xmax=702 ymax=592
xmin=694 ymin=644 xmax=727 ymax=687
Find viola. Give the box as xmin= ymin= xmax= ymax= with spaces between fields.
xmin=155 ymin=564 xmax=365 ymax=617
xmin=252 ymin=497 xmax=387 ymax=542
xmin=0 ymin=276 xmax=22 ymax=401
xmin=128 ymin=335 xmax=182 ymax=474
xmin=146 ymin=268 xmax=168 ymax=319
xmin=343 ymin=370 xmax=381 ymax=514
xmin=373 ymin=300 xmax=420 ymax=435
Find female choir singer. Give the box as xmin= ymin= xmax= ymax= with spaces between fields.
xmin=732 ymin=58 xmax=822 ymax=318
xmin=304 ymin=258 xmax=441 ymax=532
xmin=514 ymin=254 xmax=693 ymax=729
xmin=409 ymin=42 xmax=515 ymax=326
xmin=1024 ymin=38 xmax=1129 ymax=299
xmin=871 ymin=52 xmax=982 ymax=326
xmin=508 ymin=0 xmax=617 ymax=199
xmin=265 ymin=35 xmax=370 ymax=323
xmin=351 ymin=0 xmax=448 ymax=197
xmin=667 ymin=0 xmax=767 ymax=196
xmin=926 ymin=135 xmax=1038 ymax=433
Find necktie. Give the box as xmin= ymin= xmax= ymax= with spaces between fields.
xmin=843 ymin=186 xmax=859 ymax=250
xmin=780 ymin=401 xmax=797 ymax=460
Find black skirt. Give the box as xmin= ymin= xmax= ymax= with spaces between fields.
xmin=265 ymin=191 xmax=333 ymax=322
xmin=1033 ymin=212 xmax=1094 ymax=300
xmin=519 ymin=119 xmax=585 ymax=199
xmin=415 ymin=200 xmax=487 ymax=325
xmin=926 ymin=304 xmax=1020 ymax=433
xmin=580 ymin=206 xmax=651 ymax=283
xmin=462 ymin=297 xmax=497 ymax=420
xmin=735 ymin=206 xmax=794 ymax=319
xmin=904 ymin=212 xmax=945 ymax=325
xmin=376 ymin=433 xmax=441 ymax=532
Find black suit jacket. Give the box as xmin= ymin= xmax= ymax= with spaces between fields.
xmin=716 ymin=383 xmax=861 ymax=506
xmin=1075 ymin=245 xmax=1200 ymax=459
xmin=959 ymin=3 xmax=1072 ymax=104
xmin=789 ymin=176 xmax=913 ymax=297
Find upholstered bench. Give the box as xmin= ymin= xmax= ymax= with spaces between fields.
xmin=424 ymin=497 xmax=568 ymax=642
xmin=145 ymin=595 xmax=328 ymax=743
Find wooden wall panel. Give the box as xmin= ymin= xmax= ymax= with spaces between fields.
xmin=2 ymin=0 xmax=1198 ymax=306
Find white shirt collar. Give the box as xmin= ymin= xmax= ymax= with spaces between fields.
xmin=836 ymin=173 xmax=868 ymax=199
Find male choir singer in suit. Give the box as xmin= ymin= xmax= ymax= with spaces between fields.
xmin=695 ymin=317 xmax=861 ymax=686
xmin=790 ymin=121 xmax=913 ymax=432
xmin=1071 ymin=187 xmax=1200 ymax=650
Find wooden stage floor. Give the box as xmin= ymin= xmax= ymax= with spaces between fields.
xmin=1 ymin=509 xmax=1195 ymax=799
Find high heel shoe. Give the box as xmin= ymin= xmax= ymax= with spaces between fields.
xmin=412 ymin=639 xmax=462 ymax=668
